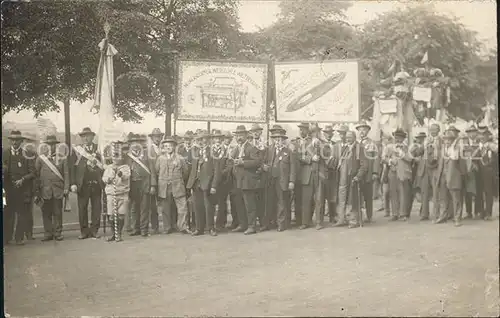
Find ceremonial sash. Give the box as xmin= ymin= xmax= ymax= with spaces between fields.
xmin=127 ymin=153 xmax=151 ymax=175
xmin=73 ymin=145 xmax=104 ymax=170
xmin=39 ymin=155 xmax=64 ymax=181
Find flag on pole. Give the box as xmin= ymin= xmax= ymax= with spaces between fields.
xmin=420 ymin=51 xmax=429 ymax=65
xmin=94 ymin=35 xmax=118 ymax=156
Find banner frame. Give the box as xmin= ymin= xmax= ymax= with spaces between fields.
xmin=273 ymin=58 xmax=361 ymax=124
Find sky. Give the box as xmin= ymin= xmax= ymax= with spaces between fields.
xmin=3 ymin=0 xmax=497 ymax=135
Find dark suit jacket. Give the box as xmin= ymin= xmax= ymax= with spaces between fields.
xmin=360 ymin=137 xmax=381 ymax=183
xmin=186 ymin=146 xmax=218 ymax=191
xmin=330 ymin=141 xmax=368 ymax=181
xmin=436 ymin=145 xmax=467 ymax=190
xmin=2 ymin=148 xmax=36 ymax=203
xmin=231 ymin=142 xmax=261 ymax=190
xmin=213 ymin=145 xmax=234 ymax=189
xmin=35 ymin=154 xmax=70 ymax=200
xmin=127 ymin=152 xmax=157 ymax=193
xmin=299 ymin=138 xmax=328 ymax=185
xmin=70 ymin=143 xmax=104 ymax=190
xmin=265 ymin=144 xmax=297 ymax=191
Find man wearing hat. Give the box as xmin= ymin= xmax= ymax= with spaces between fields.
xmin=211 ymin=130 xmax=232 ymax=230
xmin=155 ymin=136 xmax=190 ymax=234
xmin=299 ymin=123 xmax=329 ymax=230
xmin=230 ymin=125 xmax=262 ymax=235
xmin=148 ymin=128 xmax=164 ymax=234
xmin=262 ymin=127 xmax=296 ymax=231
xmin=71 ymin=127 xmax=104 ymax=239
xmin=220 ymin=130 xmax=241 ymax=230
xmin=21 ymin=132 xmax=39 ymax=240
xmin=463 ymin=125 xmax=483 ymax=219
xmin=292 ymin=122 xmax=312 ymax=226
xmin=126 ymin=134 xmax=156 ymax=237
xmin=187 ymin=130 xmax=219 ymax=236
xmin=249 ymin=123 xmax=268 ymax=229
xmin=2 ymin=130 xmax=36 ymax=245
xmin=478 ymin=129 xmax=497 ymax=221
xmin=434 ymin=129 xmax=467 ymax=226
xmin=355 ymin=121 xmax=379 ymax=223
xmin=321 ymin=125 xmax=338 ymax=224
xmin=34 ymin=135 xmax=70 ymax=241
xmin=383 ymin=128 xmax=413 ymax=221
xmin=410 ymin=132 xmax=432 ymax=220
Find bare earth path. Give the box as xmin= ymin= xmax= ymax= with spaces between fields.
xmin=4 ymin=202 xmax=499 ymax=317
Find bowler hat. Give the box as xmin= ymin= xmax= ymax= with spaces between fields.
xmin=392 ymin=128 xmax=407 ymax=138
xmin=446 ymin=126 xmax=460 ymax=134
xmin=250 ymin=123 xmax=263 ymax=131
xmin=269 ymin=124 xmax=285 ymax=133
xmin=211 ymin=129 xmax=224 ymax=138
xmin=297 ymin=122 xmax=309 ymax=129
xmin=322 ymin=125 xmax=334 ymax=133
xmin=43 ymin=135 xmax=61 ymax=145
xmin=271 ymin=130 xmax=288 ymax=139
xmin=335 ymin=125 xmax=349 ymax=133
xmin=162 ymin=136 xmax=178 ymax=145
xmin=7 ymin=130 xmax=24 ymax=140
xmin=443 ymin=130 xmax=457 ymax=139
xmin=465 ymin=125 xmax=477 ymax=133
xmin=195 ymin=130 xmax=211 ymax=139
xmin=148 ymin=128 xmax=164 ymax=137
xmin=355 ymin=121 xmax=371 ymax=131
xmin=78 ymin=127 xmax=96 ymax=137
xmin=184 ymin=130 xmax=194 ymax=139
xmin=415 ymin=132 xmax=427 ymax=139
xmin=233 ymin=125 xmax=248 ymax=134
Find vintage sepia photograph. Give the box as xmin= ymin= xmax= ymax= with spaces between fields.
xmin=2 ymin=0 xmax=498 ymax=317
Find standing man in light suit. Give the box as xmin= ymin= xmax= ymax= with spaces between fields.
xmin=148 ymin=128 xmax=163 ymax=234
xmin=71 ymin=127 xmax=104 ymax=240
xmin=230 ymin=125 xmax=262 ymax=235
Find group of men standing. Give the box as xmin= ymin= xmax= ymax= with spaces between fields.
xmin=2 ymin=121 xmax=498 ymax=245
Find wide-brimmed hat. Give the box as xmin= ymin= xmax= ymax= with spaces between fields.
xmin=211 ymin=129 xmax=224 ymax=138
xmin=249 ymin=123 xmax=263 ymax=131
xmin=269 ymin=124 xmax=285 ymax=133
xmin=270 ymin=130 xmax=288 ymax=139
xmin=233 ymin=125 xmax=248 ymax=134
xmin=148 ymin=128 xmax=164 ymax=137
xmin=446 ymin=126 xmax=460 ymax=134
xmin=310 ymin=123 xmax=322 ymax=132
xmin=297 ymin=122 xmax=309 ymax=129
xmin=415 ymin=132 xmax=427 ymax=139
xmin=43 ymin=135 xmax=61 ymax=145
xmin=355 ymin=121 xmax=371 ymax=131
xmin=224 ymin=131 xmax=233 ymax=139
xmin=7 ymin=130 xmax=24 ymax=140
xmin=162 ymin=136 xmax=178 ymax=145
xmin=128 ymin=134 xmax=147 ymax=143
xmin=323 ymin=125 xmax=334 ymax=133
xmin=335 ymin=124 xmax=349 ymax=133
xmin=195 ymin=130 xmax=211 ymax=139
xmin=443 ymin=130 xmax=457 ymax=139
xmin=392 ymin=128 xmax=407 ymax=138
xmin=183 ymin=130 xmax=194 ymax=139
xmin=465 ymin=125 xmax=477 ymax=133
xmin=78 ymin=127 xmax=96 ymax=137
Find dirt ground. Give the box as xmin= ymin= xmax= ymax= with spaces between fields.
xmin=4 ymin=200 xmax=499 ymax=317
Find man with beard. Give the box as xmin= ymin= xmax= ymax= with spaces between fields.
xmin=2 ymin=131 xmax=36 ymax=245
xmin=355 ymin=121 xmax=379 ymax=223
xmin=148 ymin=128 xmax=163 ymax=234
xmin=187 ymin=130 xmax=218 ymax=236
xmin=322 ymin=125 xmax=338 ymax=224
xmin=230 ymin=125 xmax=262 ymax=235
xmin=127 ymin=134 xmax=156 ymax=237
xmin=294 ymin=122 xmax=312 ymax=227
xmin=71 ymin=127 xmax=104 ymax=239
xmin=262 ymin=127 xmax=296 ymax=231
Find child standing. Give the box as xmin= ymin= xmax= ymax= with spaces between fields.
xmin=102 ymin=141 xmax=131 ymax=242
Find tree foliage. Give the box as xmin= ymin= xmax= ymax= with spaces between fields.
xmin=1 ymin=1 xmax=103 ymax=116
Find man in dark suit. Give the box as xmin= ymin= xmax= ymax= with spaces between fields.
xmin=331 ymin=130 xmax=368 ymax=228
xmin=127 ymin=134 xmax=157 ymax=237
xmin=178 ymin=130 xmax=195 ymax=230
xmin=35 ymin=135 xmax=70 ymax=241
xmin=147 ymin=128 xmax=163 ymax=234
xmin=212 ymin=130 xmax=233 ymax=231
xmin=463 ymin=125 xmax=483 ymax=219
xmin=262 ymin=127 xmax=296 ymax=231
xmin=322 ymin=125 xmax=338 ymax=224
xmin=230 ymin=125 xmax=262 ymax=235
xmin=187 ymin=130 xmax=219 ymax=236
xmin=410 ymin=132 xmax=433 ymax=221
xmin=294 ymin=122 xmax=312 ymax=227
xmin=479 ymin=129 xmax=497 ymax=221
xmin=2 ymin=130 xmax=36 ymax=245
xmin=70 ymin=127 xmax=104 ymax=239
xmin=249 ymin=124 xmax=269 ymax=230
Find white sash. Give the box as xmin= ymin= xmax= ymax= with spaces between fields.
xmin=39 ymin=155 xmax=64 ymax=181
xmin=73 ymin=145 xmax=104 ymax=169
xmin=127 ymin=153 xmax=151 ymax=175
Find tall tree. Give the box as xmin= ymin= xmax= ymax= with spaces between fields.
xmin=359 ymin=5 xmax=490 ymax=119
xmin=1 ymin=1 xmax=103 ymax=116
